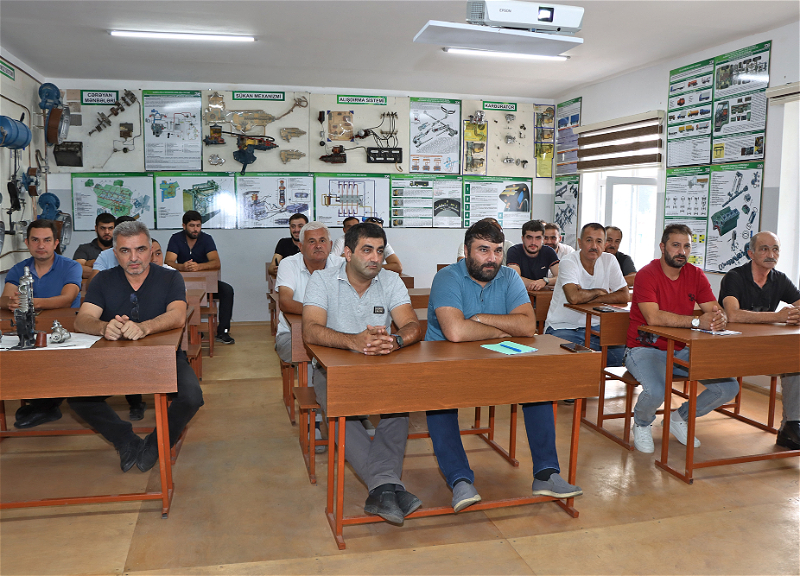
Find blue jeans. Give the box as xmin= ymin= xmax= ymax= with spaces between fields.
xmin=545 ymin=326 xmax=624 ymax=367
xmin=624 ymin=346 xmax=740 ymax=427
xmin=426 ymin=403 xmax=559 ymax=488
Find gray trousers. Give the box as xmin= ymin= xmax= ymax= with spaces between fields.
xmin=780 ymin=373 xmax=800 ymax=425
xmin=313 ymin=365 xmax=408 ymax=492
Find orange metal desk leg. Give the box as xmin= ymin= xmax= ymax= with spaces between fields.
xmin=154 ymin=393 xmax=174 ymax=517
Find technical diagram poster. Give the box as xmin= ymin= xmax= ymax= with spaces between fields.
xmin=705 ymin=162 xmax=763 ymax=273
xmin=666 ymin=59 xmax=714 ymax=168
xmin=462 ymin=119 xmax=488 ymax=176
xmin=711 ymin=90 xmax=767 ymax=137
xmin=409 ymin=98 xmax=460 ymax=174
xmin=463 ymin=176 xmax=532 ymax=229
xmin=713 ymin=42 xmax=771 ymax=100
xmin=711 ymin=130 xmax=765 ymax=164
xmin=389 ymin=175 xmax=462 ymax=228
xmin=235 ymin=173 xmax=313 ymax=228
xmin=665 ymin=166 xmax=710 ymax=219
xmin=553 ymin=175 xmax=579 ymax=246
xmin=154 ymin=172 xmax=236 ymax=229
xmin=313 ymin=173 xmax=391 ymax=228
xmin=71 ymin=173 xmax=155 ymax=230
xmin=667 ymin=218 xmax=708 ymax=268
xmin=143 ymin=90 xmax=202 ymax=171
xmin=534 ymin=104 xmax=555 ymax=178
xmin=555 ymin=97 xmax=581 ymax=176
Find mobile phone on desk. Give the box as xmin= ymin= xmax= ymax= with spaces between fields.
xmin=593 ymin=306 xmax=620 ymax=313
xmin=560 ymin=342 xmax=593 ymax=353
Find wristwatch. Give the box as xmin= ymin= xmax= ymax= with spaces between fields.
xmin=392 ymin=333 xmax=404 ymax=349
xmin=544 ymin=277 xmax=549 ymax=286
xmin=691 ymin=317 xmax=700 ymax=328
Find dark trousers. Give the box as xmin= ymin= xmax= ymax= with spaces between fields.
xmin=214 ymin=280 xmax=234 ymax=334
xmin=21 ymin=394 xmax=143 ymax=414
xmin=68 ymin=350 xmax=204 ymax=450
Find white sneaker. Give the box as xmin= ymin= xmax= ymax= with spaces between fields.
xmin=632 ymin=424 xmax=654 ymax=453
xmin=665 ymin=410 xmax=701 ymax=447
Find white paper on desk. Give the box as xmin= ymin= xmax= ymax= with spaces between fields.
xmin=691 ymin=329 xmax=741 ymax=336
xmin=0 ymin=333 xmax=102 ymax=351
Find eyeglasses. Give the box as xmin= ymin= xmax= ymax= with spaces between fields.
xmin=363 ymin=217 xmax=384 ymax=225
xmin=129 ymin=293 xmax=140 ymax=322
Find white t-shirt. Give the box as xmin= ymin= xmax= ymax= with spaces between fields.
xmin=457 ymin=240 xmax=514 ymax=265
xmin=544 ymin=250 xmax=626 ymax=332
xmin=548 ymin=243 xmax=575 ymax=277
xmin=331 ymin=236 xmax=395 ymax=262
xmin=275 ymin=252 xmax=344 ymax=336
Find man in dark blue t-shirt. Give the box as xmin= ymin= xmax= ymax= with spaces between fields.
xmin=70 ymin=221 xmax=204 ymax=473
xmin=506 ymin=219 xmax=560 ymax=292
xmin=165 ymin=210 xmax=236 ymax=344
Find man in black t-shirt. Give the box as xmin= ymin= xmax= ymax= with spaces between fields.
xmin=267 ymin=212 xmax=308 ymax=278
xmin=506 ymin=219 xmax=560 ymax=292
xmin=73 ymin=213 xmax=115 ymax=278
xmin=719 ymin=231 xmax=800 ymax=450
xmin=70 ymin=221 xmax=204 ymax=473
xmin=604 ymin=226 xmax=637 ymax=284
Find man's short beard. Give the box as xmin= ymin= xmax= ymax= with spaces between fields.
xmin=466 ymin=256 xmax=500 ymax=282
xmin=97 ymin=235 xmax=112 ymax=248
xmin=664 ymin=252 xmax=687 ymax=269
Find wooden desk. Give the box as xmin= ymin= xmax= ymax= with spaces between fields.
xmin=529 ymin=287 xmax=554 ymax=334
xmin=0 ymin=327 xmax=182 ymax=516
xmin=307 ymin=335 xmax=601 ymax=549
xmin=400 ymin=274 xmax=414 ymax=289
xmin=407 ymin=288 xmax=430 ymax=310
xmin=180 ymin=270 xmax=219 ymax=294
xmin=415 ymin=308 xmax=427 ymax=334
xmin=1 ymin=308 xmax=79 ymax=332
xmin=640 ymin=323 xmax=800 ymax=483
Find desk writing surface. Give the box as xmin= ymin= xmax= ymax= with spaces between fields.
xmin=307 ymin=334 xmax=601 ymax=417
xmin=640 ymin=323 xmax=800 ymax=380
xmin=180 ymin=270 xmax=219 ymax=293
xmin=284 ymin=311 xmax=311 ymax=363
xmin=564 ymin=303 xmax=630 ymax=347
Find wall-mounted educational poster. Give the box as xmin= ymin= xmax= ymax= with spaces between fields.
xmin=389 ymin=175 xmax=462 ymax=228
xmin=555 ymin=97 xmax=580 ymax=176
xmin=409 ymin=98 xmax=460 ymax=174
xmin=668 ymin=218 xmax=709 ymax=268
xmin=154 ymin=172 xmax=236 ymax=229
xmin=534 ymin=104 xmax=555 ymax=178
xmin=713 ymin=42 xmax=771 ymax=100
xmin=553 ymin=174 xmax=579 ymax=246
xmin=235 ymin=173 xmax=313 ymax=228
xmin=665 ymin=166 xmax=710 ymax=219
xmin=71 ymin=173 xmax=155 ymax=230
xmin=462 ymin=176 xmax=532 ymax=228
xmin=705 ymin=162 xmax=763 ymax=273
xmin=142 ymin=90 xmax=202 ymax=171
xmin=313 ymin=173 xmax=391 ymax=228
xmin=711 ymin=131 xmax=766 ymax=164
xmin=462 ymin=118 xmax=488 ymax=176
xmin=666 ymin=59 xmax=714 ymax=168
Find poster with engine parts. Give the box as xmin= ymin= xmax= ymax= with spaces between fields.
xmin=704 ymin=162 xmax=763 ymax=273
xmin=313 ymin=173 xmax=391 ymax=228
xmin=665 ymin=166 xmax=710 ymax=219
xmin=553 ymin=175 xmax=579 ymax=246
xmin=666 ymin=58 xmax=714 ymax=167
xmin=204 ymin=91 xmax=310 ymax=174
xmin=409 ymin=98 xmax=460 ymax=174
xmin=389 ymin=175 xmax=462 ymax=228
xmin=154 ymin=172 xmax=236 ymax=229
xmin=534 ymin=104 xmax=555 ymax=178
xmin=142 ymin=91 xmax=202 ymax=171
xmin=480 ymin=101 xmax=534 ymax=178
xmin=71 ymin=173 xmax=155 ymax=230
xmin=555 ymin=97 xmax=580 ymax=175
xmin=235 ymin=173 xmax=313 ymax=228
xmin=461 ymin=116 xmax=488 ymax=176
xmin=462 ymin=176 xmax=532 ymax=229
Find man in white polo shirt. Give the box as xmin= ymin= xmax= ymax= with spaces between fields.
xmin=544 ymin=222 xmax=629 ymax=367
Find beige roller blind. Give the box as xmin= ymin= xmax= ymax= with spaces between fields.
xmin=574 ymin=111 xmax=665 ymax=172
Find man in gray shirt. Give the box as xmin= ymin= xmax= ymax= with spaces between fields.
xmin=303 ymin=222 xmax=422 ymax=526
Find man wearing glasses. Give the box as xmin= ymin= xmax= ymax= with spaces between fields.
xmin=70 ymin=221 xmax=204 ymax=473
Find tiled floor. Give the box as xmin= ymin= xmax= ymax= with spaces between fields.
xmin=1 ymin=322 xmax=798 ymax=575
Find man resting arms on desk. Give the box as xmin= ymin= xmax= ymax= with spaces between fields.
xmin=302 ymin=222 xmax=422 ymax=526
xmin=70 ymin=221 xmax=204 ymax=473
xmin=719 ymin=231 xmax=800 ymax=450
xmin=506 ymin=219 xmax=560 ymax=292
xmin=426 ymin=220 xmax=583 ymax=513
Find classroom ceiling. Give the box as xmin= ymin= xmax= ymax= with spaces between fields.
xmin=1 ymin=1 xmax=798 ymax=99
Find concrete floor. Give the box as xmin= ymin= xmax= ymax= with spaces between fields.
xmin=1 ymin=322 xmax=798 ymax=575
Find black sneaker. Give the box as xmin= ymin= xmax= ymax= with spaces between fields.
xmin=128 ymin=401 xmax=147 ymax=421
xmin=215 ymin=332 xmax=235 ymax=344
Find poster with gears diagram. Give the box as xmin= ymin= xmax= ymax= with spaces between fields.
xmin=142 ymin=90 xmax=202 ymax=171
xmin=235 ymin=173 xmax=313 ymax=228
xmin=313 ymin=174 xmax=391 ymax=228
xmin=71 ymin=173 xmax=155 ymax=231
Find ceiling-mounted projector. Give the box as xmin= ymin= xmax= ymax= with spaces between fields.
xmin=466 ymin=1 xmax=584 ymax=34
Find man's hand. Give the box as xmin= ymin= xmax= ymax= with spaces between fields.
xmin=352 ymin=325 xmax=394 ymax=355
xmin=699 ymin=305 xmax=727 ymax=332
xmin=778 ymin=306 xmax=800 ymax=325
xmin=469 ymin=314 xmax=511 ymax=338
xmin=526 ymin=278 xmax=547 ymax=291
xmin=5 ymin=292 xmax=21 ymax=310
xmin=184 ymin=259 xmax=199 ymax=272
xmin=119 ymin=319 xmax=148 ymax=340
xmin=104 ymin=315 xmax=128 ymax=340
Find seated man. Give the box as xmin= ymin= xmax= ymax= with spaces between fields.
xmin=426 ymin=220 xmax=582 ymax=512
xmin=330 ymin=216 xmax=358 ymax=258
xmin=73 ymin=212 xmax=115 ymax=278
xmin=604 ymin=226 xmax=637 ymax=285
xmin=506 ymin=219 xmax=560 ymax=292
xmin=625 ymin=224 xmax=739 ymax=453
xmin=456 ymin=217 xmax=514 ymax=265
xmin=268 ymin=212 xmax=307 ymax=277
xmin=719 ymin=231 xmax=800 ymax=449
xmin=150 ymin=238 xmax=173 ymax=269
xmin=544 ymin=222 xmax=575 ymax=261
xmin=166 ymin=210 xmax=236 ymax=344
xmin=303 ymin=222 xmax=422 ymax=525
xmin=1 ymin=220 xmax=81 ymax=428
xmin=545 ymin=223 xmax=629 ymax=365
xmin=69 ymin=221 xmax=204 ymax=472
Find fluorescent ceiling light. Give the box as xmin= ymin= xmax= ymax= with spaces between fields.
xmin=110 ymin=30 xmax=254 ymax=42
xmin=443 ymin=47 xmax=567 ymax=61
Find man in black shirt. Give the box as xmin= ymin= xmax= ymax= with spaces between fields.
xmin=719 ymin=231 xmax=800 ymax=449
xmin=73 ymin=213 xmax=115 ymax=278
xmin=70 ymin=221 xmax=204 ymax=472
xmin=267 ymin=212 xmax=308 ymax=277
xmin=506 ymin=219 xmax=560 ymax=292
xmin=604 ymin=226 xmax=637 ymax=284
